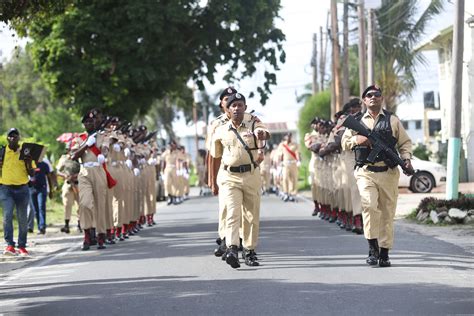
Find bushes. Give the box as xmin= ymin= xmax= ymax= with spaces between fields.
xmin=411 ymin=194 xmax=474 ymax=225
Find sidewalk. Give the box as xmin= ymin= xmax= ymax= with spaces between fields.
xmin=0 ymin=228 xmax=81 ymax=276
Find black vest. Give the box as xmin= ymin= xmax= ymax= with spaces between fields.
xmin=354 ymin=110 xmax=398 ymax=167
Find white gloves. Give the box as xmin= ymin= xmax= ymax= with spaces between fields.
xmin=133 ymin=168 xmax=140 ymax=176
xmin=85 ymin=135 xmax=96 ymax=147
xmin=297 ymin=161 xmax=301 ymax=167
xmin=113 ymin=143 xmax=121 ymax=152
xmin=124 ymin=148 xmax=131 ymax=158
xmin=97 ymin=154 xmax=105 ymax=164
xmin=125 ymin=159 xmax=133 ymax=169
xmin=148 ymin=158 xmax=157 ymax=165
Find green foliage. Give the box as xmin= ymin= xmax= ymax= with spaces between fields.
xmin=413 ymin=143 xmax=432 ymax=161
xmin=0 ymin=48 xmax=82 ymax=160
xmin=297 ymin=90 xmax=330 ymax=160
xmin=416 ymin=194 xmax=474 ymax=214
xmin=374 ymin=0 xmax=444 ymax=112
xmin=11 ymin=0 xmax=285 ymax=120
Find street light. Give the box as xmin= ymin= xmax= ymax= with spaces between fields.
xmin=466 ymin=16 xmax=474 ymax=28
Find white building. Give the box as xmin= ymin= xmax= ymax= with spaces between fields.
xmin=417 ymin=5 xmax=474 ymax=181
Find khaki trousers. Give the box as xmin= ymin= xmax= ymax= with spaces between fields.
xmin=164 ymin=167 xmax=177 ymax=196
xmin=108 ymin=165 xmax=126 ymax=227
xmin=62 ymin=182 xmax=78 ymax=220
xmin=282 ymin=162 xmax=298 ymax=195
xmin=123 ymin=168 xmax=134 ymax=223
xmin=355 ymin=167 xmax=399 ymax=249
xmin=220 ymin=168 xmax=261 ymax=250
xmin=78 ymin=166 xmax=107 ymax=233
xmin=144 ymin=164 xmax=156 ymax=216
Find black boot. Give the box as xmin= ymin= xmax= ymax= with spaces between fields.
xmin=366 ymin=239 xmax=379 ymax=265
xmin=90 ymin=228 xmax=98 ymax=246
xmin=214 ymin=238 xmax=227 ymax=257
xmin=379 ymin=247 xmax=391 ymax=267
xmin=81 ymin=229 xmax=91 ymax=251
xmin=167 ymin=195 xmax=173 ymax=205
xmin=225 ymin=245 xmax=240 ymax=269
xmin=61 ymin=220 xmax=70 ymax=234
xmin=77 ymin=221 xmax=83 ymax=233
xmin=243 ymin=248 xmax=259 ymax=266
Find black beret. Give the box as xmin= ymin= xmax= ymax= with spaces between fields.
xmin=219 ymin=87 xmax=238 ymax=100
xmin=226 ymin=93 xmax=246 ymax=108
xmin=81 ymin=109 xmax=99 ymax=123
xmin=342 ymin=98 xmax=361 ymax=113
xmin=361 ymin=85 xmax=382 ymax=99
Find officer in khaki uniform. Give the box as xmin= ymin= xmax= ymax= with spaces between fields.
xmin=56 ymin=141 xmax=81 ymax=234
xmin=277 ymin=133 xmax=300 ymax=202
xmin=161 ymin=141 xmax=179 ymax=205
xmin=342 ymin=85 xmax=412 ymax=267
xmin=206 ymin=87 xmax=235 ymax=257
xmin=71 ymin=109 xmax=109 ymax=250
xmin=210 ymin=92 xmax=270 ymax=269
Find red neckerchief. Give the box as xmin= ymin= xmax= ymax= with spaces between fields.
xmin=87 ymin=142 xmax=117 ymax=189
xmin=282 ymin=143 xmax=297 ymax=160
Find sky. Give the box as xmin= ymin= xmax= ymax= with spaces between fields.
xmin=0 ymin=0 xmax=456 ymax=137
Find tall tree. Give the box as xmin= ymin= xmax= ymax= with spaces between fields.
xmin=9 ymin=0 xmax=285 ymax=119
xmin=374 ymin=0 xmax=443 ymax=112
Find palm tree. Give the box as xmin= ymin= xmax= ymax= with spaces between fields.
xmin=374 ymin=0 xmax=444 ymax=113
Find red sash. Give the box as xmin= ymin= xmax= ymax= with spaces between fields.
xmin=282 ymin=143 xmax=298 ymax=160
xmin=88 ymin=144 xmax=117 ymax=189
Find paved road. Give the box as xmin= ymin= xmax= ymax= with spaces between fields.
xmin=0 ymin=193 xmax=473 ymax=315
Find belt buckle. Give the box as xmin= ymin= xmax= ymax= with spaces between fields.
xmin=239 ymin=165 xmax=245 ymax=173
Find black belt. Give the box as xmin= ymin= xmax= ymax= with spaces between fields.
xmin=224 ymin=164 xmax=252 ymax=173
xmin=366 ymin=165 xmax=389 ymax=173
xmin=0 ymin=184 xmax=28 ymax=189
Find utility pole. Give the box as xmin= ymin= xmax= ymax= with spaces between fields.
xmin=311 ymin=33 xmax=319 ymax=94
xmin=319 ymin=26 xmax=325 ymax=92
xmin=446 ymin=0 xmax=464 ymax=200
xmin=367 ymin=8 xmax=375 ymax=85
xmin=192 ymin=86 xmax=199 ymax=157
xmin=330 ymin=0 xmax=342 ymax=117
xmin=358 ymin=0 xmax=367 ymax=96
xmin=342 ymin=0 xmax=350 ymax=103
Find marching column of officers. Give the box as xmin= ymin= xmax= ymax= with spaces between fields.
xmin=59 ymin=108 xmax=199 ymax=250
xmin=54 ymin=84 xmax=411 ymax=269
xmin=60 ymin=109 xmax=160 ymax=250
xmin=304 ymin=98 xmax=364 ymax=234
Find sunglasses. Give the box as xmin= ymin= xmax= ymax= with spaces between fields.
xmin=365 ymin=91 xmax=382 ymax=98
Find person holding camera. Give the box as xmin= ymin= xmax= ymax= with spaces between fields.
xmin=0 ymin=128 xmax=35 ymax=256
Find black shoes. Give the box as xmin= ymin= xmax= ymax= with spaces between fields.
xmin=243 ymin=249 xmax=259 ymax=266
xmin=225 ymin=245 xmax=240 ymax=269
xmin=379 ymin=247 xmax=391 ymax=267
xmin=214 ymin=238 xmax=227 ymax=257
xmin=366 ymin=239 xmax=379 ymax=266
xmin=81 ymin=242 xmax=90 ymax=251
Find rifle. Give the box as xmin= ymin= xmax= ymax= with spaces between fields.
xmin=140 ymin=131 xmax=157 ymax=144
xmin=342 ymin=114 xmax=430 ymax=188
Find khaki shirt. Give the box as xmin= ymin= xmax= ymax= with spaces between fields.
xmin=57 ymin=154 xmax=80 ymax=176
xmin=205 ymin=113 xmax=229 ymax=151
xmin=161 ymin=149 xmax=178 ymax=168
xmin=210 ymin=114 xmax=269 ymax=167
xmin=81 ymin=132 xmax=108 ymax=163
xmin=341 ymin=110 xmax=412 ymax=160
xmin=278 ymin=141 xmax=299 ymax=162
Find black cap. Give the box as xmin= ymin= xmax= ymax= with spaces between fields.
xmin=81 ymin=109 xmax=99 ymax=123
xmin=361 ymin=85 xmax=382 ymax=99
xmin=342 ymin=98 xmax=361 ymax=113
xmin=226 ymin=93 xmax=246 ymax=108
xmin=7 ymin=128 xmax=19 ymax=136
xmin=219 ymin=87 xmax=237 ymax=100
